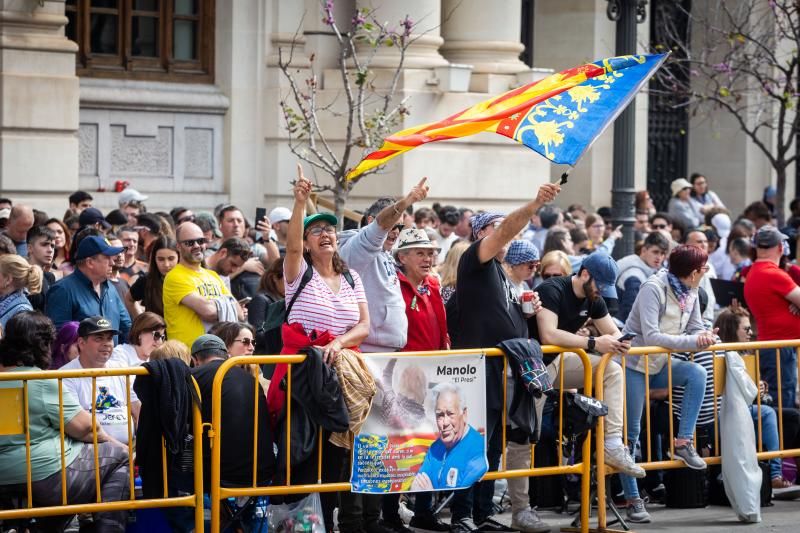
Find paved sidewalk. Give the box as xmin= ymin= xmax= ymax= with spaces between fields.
xmin=491 ymin=500 xmax=800 ymax=532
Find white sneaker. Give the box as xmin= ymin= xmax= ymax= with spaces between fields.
xmin=511 ymin=508 xmax=550 ymax=533
xmin=626 ymin=498 xmax=651 ymax=523
xmin=604 ymin=445 xmax=646 ymax=478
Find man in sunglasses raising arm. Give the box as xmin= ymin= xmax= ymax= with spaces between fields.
xmin=162 ymin=222 xmax=243 ymax=348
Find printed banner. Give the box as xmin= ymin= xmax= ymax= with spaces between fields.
xmin=351 ymin=353 xmax=488 ymax=493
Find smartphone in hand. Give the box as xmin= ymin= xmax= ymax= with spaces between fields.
xmin=618 ymin=333 xmax=636 ymax=342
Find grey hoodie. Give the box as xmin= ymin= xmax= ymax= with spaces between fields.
xmin=338 ymin=221 xmax=408 ymax=352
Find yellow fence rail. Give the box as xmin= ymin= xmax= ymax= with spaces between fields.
xmin=209 ymin=347 xmax=594 ymax=533
xmin=0 ymin=366 xmax=205 ymax=531
xmin=594 ymin=339 xmax=800 ymax=532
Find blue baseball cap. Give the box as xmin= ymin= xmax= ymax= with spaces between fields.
xmin=580 ymin=252 xmax=619 ymax=299
xmin=74 ymin=236 xmax=125 ymax=261
xmin=504 ymin=239 xmax=540 ymax=266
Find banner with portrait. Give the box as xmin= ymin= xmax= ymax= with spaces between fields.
xmin=350 ymin=353 xmax=488 ymax=493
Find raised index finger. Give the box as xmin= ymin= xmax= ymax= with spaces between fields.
xmin=417 ymin=176 xmax=428 ymax=188
xmin=296 ymin=162 xmax=305 ymax=180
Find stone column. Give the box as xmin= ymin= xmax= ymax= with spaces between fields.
xmin=0 ymin=0 xmax=79 ymax=195
xmin=356 ymin=0 xmax=448 ymax=69
xmin=441 ymin=0 xmax=529 ymax=92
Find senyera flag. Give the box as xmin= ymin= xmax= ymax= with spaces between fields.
xmin=346 ymin=53 xmax=667 ymax=180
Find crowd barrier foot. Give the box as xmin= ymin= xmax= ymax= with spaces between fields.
xmin=563 ymin=474 xmax=631 ymax=533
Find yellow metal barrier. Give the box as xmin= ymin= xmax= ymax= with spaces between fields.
xmin=209 ymin=347 xmax=594 ymax=533
xmin=594 ymin=340 xmax=800 ymax=532
xmin=0 ymin=366 xmax=204 ymax=531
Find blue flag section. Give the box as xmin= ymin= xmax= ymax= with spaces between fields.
xmin=497 ymin=54 xmax=668 ymax=166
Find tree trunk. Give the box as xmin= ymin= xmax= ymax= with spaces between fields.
xmin=776 ymin=165 xmax=787 ymax=227
xmin=333 ymin=182 xmax=349 ymax=231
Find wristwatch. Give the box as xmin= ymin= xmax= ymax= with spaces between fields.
xmin=587 ymin=336 xmax=596 ymax=352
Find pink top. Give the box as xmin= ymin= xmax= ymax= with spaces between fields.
xmin=284 ymin=260 xmax=367 ymax=336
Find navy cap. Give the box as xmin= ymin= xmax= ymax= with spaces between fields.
xmin=79 ymin=207 xmax=111 ymax=230
xmin=75 ymin=235 xmax=125 ymax=261
xmin=580 ymin=252 xmax=619 ymax=299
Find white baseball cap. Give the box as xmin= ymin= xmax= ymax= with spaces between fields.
xmin=269 ymin=207 xmax=292 ymax=224
xmin=118 ymin=188 xmax=148 ymax=207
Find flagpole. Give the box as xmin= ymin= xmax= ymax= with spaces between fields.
xmin=607 ymin=0 xmax=646 ymax=259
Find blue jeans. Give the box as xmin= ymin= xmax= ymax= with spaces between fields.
xmin=750 ymin=404 xmax=782 ymax=480
xmin=759 ymin=347 xmax=797 ymax=409
xmin=621 ymin=359 xmax=707 ymax=499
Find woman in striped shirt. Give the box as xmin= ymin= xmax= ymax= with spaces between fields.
xmin=282 ymin=164 xmax=370 ymax=360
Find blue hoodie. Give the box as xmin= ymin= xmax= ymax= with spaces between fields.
xmin=338 ymin=221 xmax=408 ymax=352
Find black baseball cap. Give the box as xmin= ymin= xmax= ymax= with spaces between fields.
xmin=78 ymin=316 xmax=120 ymax=338
xmin=191 ymin=334 xmax=228 ymax=357
xmin=79 ymin=207 xmax=111 ymax=230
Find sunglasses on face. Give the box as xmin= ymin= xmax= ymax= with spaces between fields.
xmin=651 ymin=224 xmax=668 ymax=230
xmin=235 ymin=338 xmax=254 ymax=347
xmin=180 ymin=238 xmax=207 ymax=247
xmin=151 ymin=331 xmax=167 ymax=341
xmin=541 ymin=273 xmax=560 ymax=280
xmin=306 ymin=225 xmax=336 ymax=237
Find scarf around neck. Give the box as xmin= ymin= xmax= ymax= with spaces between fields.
xmin=666 ymin=272 xmax=696 ymax=313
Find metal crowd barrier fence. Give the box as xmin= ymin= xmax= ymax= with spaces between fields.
xmin=0 ymin=366 xmax=205 ymax=531
xmin=594 ymin=340 xmax=800 ymax=532
xmin=209 ymin=347 xmax=595 ymax=533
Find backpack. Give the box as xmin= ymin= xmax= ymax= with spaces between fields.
xmin=258 ymin=263 xmax=355 ymax=354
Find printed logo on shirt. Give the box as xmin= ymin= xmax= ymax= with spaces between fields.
xmin=195 ymin=280 xmax=223 ymax=298
xmin=446 ymin=467 xmax=459 ymax=488
xmin=95 ymin=386 xmax=122 ymax=412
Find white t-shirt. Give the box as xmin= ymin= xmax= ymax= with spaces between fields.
xmin=435 ymin=231 xmax=459 ymax=264
xmin=111 ymin=343 xmax=145 ymax=367
xmin=62 ymin=357 xmax=139 ymax=444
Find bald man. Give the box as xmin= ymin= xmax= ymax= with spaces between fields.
xmin=162 ymin=222 xmax=243 ymax=347
xmin=3 ymin=205 xmax=34 ymax=256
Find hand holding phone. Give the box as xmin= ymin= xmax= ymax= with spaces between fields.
xmin=238 ymin=297 xmax=253 ymax=306
xmin=618 ymin=333 xmax=635 ymax=342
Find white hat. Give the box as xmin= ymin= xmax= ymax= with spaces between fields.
xmin=269 ymin=207 xmax=292 ymax=224
xmin=0 ymin=208 xmax=9 ymax=220
xmin=118 ymin=188 xmax=148 ymax=207
xmin=670 ymin=178 xmax=693 ymax=197
xmin=711 ymin=213 xmax=731 ymax=239
xmin=393 ymin=228 xmax=441 ymax=258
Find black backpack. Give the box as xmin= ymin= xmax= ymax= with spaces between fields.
xmin=258 ymin=263 xmax=355 ymax=354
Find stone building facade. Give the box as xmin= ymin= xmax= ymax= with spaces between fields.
xmin=0 ymin=0 xmax=788 ymax=218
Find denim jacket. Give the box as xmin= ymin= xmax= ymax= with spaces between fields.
xmin=45 ymin=268 xmax=131 ymax=343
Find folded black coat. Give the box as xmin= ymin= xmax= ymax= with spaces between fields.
xmin=497 ymin=337 xmax=552 ymax=444
xmin=133 ymin=358 xmax=199 ymax=499
xmin=274 ymin=347 xmax=349 ymax=475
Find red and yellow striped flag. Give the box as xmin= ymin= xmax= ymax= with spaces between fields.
xmin=346 ymin=62 xmax=606 ymax=180
xmin=346 ymin=54 xmax=666 ymax=179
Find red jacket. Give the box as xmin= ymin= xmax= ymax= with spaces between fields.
xmin=397 ymin=271 xmax=450 ymax=351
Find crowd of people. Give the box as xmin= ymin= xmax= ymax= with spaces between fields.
xmin=0 ymin=170 xmax=799 ymax=532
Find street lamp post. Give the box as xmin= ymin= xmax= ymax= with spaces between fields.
xmin=607 ymin=0 xmax=648 ymax=258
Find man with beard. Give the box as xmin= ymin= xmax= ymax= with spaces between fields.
xmin=530 ymin=253 xmax=645 ymax=481
xmin=163 ymin=222 xmax=242 ymax=347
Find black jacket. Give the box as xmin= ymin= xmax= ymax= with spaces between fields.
xmin=274 ymin=347 xmax=348 ymax=478
xmin=133 ymin=358 xmax=198 ymax=498
xmin=497 ymin=337 xmax=552 ymax=443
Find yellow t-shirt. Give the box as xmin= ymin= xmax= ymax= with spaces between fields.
xmin=163 ymin=263 xmax=230 ymax=348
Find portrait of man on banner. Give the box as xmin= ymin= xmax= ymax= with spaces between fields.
xmin=411 ymin=382 xmax=487 ymax=490
xmin=350 ymin=353 xmax=488 ymax=494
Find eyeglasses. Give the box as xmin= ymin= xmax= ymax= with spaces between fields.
xmin=151 ymin=331 xmax=166 ymax=342
xmin=306 ymin=225 xmax=336 ymax=237
xmin=180 ymin=238 xmax=207 ymax=247
xmin=651 ymin=223 xmax=668 ymax=230
xmin=234 ymin=338 xmax=254 ymax=347
xmin=590 ymin=223 xmax=605 ymax=229
xmin=541 ymin=273 xmax=561 ymax=280
xmin=521 ymin=261 xmax=540 ymax=270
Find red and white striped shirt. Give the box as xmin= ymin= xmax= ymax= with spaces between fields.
xmin=284 ymin=260 xmax=367 ymax=336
